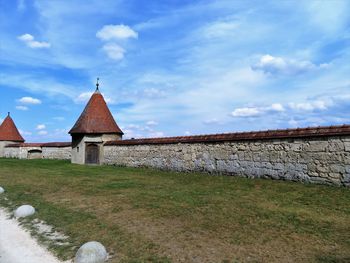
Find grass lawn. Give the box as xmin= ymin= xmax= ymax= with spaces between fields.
xmin=0 ymin=158 xmax=349 ymax=263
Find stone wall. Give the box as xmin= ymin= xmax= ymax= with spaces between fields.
xmin=104 ymin=134 xmax=350 ymax=187
xmin=42 ymin=147 xmax=71 ymax=160
xmin=3 ymin=125 xmax=350 ymax=187
xmin=0 ymin=141 xmax=10 ymax=157
xmin=3 ymin=143 xmax=71 ymax=160
xmin=3 ymin=146 xmax=21 ymax=158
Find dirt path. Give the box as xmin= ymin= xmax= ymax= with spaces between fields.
xmin=0 ymin=209 xmax=70 ymax=263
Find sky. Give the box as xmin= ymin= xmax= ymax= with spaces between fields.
xmin=0 ymin=0 xmax=350 ymax=142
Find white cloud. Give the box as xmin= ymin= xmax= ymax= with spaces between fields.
xmin=36 ymin=124 xmax=46 ymax=130
xmin=38 ymin=130 xmax=48 ymax=135
xmin=27 ymin=41 xmax=51 ymax=49
xmin=203 ymin=21 xmax=239 ymax=38
xmin=18 ymin=33 xmax=51 ymax=49
xmin=121 ymin=123 xmax=165 ymax=139
xmin=269 ymin=103 xmax=285 ymax=112
xmin=288 ymin=100 xmax=329 ymax=111
xmin=102 ymin=43 xmax=125 ymax=60
xmin=96 ymin=24 xmax=138 ymax=61
xmin=17 ymin=96 xmax=41 ymax=105
xmin=75 ymin=92 xmax=113 ymax=104
xmin=149 ymin=131 xmax=164 ymax=137
xmin=125 ymin=124 xmax=140 ymax=129
xmin=96 ymin=24 xmax=138 ymax=40
xmin=15 ymin=105 xmax=28 ymax=111
xmin=252 ymin=54 xmax=316 ymax=75
xmin=18 ymin=129 xmax=32 ymax=136
xmin=142 ymin=87 xmax=166 ymax=98
xmin=146 ymin=120 xmax=158 ymax=126
xmin=122 ymin=129 xmax=142 ymax=139
xmin=0 ymin=74 xmax=75 ymax=98
xmin=18 ymin=34 xmax=33 ymax=42
xmin=288 ymin=119 xmax=299 ymax=128
xmin=203 ymin=118 xmax=220 ymax=124
xmin=231 ymin=103 xmax=285 ymax=117
xmin=74 ymin=92 xmax=93 ymax=103
xmin=231 ymin=107 xmax=262 ymax=117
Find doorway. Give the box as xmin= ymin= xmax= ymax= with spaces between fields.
xmin=27 ymin=149 xmax=42 ymax=159
xmin=85 ymin=143 xmax=99 ymax=164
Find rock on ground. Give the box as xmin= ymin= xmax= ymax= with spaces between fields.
xmin=0 ymin=186 xmax=4 ymax=194
xmin=75 ymin=241 xmax=108 ymax=263
xmin=14 ymin=205 xmax=36 ymax=218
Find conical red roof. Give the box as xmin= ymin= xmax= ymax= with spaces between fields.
xmin=0 ymin=114 xmax=25 ymax=142
xmin=69 ymin=90 xmax=123 ymax=135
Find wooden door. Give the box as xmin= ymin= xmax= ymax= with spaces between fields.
xmin=85 ymin=144 xmax=99 ymax=164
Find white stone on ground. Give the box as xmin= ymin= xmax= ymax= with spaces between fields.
xmin=0 ymin=186 xmax=4 ymax=194
xmin=75 ymin=241 xmax=108 ymax=263
xmin=14 ymin=204 xmax=36 ymax=218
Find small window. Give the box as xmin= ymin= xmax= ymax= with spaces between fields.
xmin=77 ymin=147 xmax=79 ymax=152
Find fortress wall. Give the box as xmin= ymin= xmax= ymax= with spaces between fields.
xmin=0 ymin=141 xmax=10 ymax=157
xmin=42 ymin=146 xmax=71 ymax=160
xmin=104 ymin=134 xmax=350 ymax=187
xmin=3 ymin=126 xmax=350 ymax=187
xmin=0 ymin=141 xmax=22 ymax=157
xmin=3 ymin=143 xmax=71 ymax=160
xmin=4 ymin=146 xmax=23 ymax=158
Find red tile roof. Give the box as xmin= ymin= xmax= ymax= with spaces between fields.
xmin=105 ymin=124 xmax=350 ymax=146
xmin=42 ymin=142 xmax=71 ymax=147
xmin=0 ymin=115 xmax=25 ymax=142
xmin=5 ymin=142 xmax=71 ymax=148
xmin=69 ymin=91 xmax=123 ymax=135
xmin=6 ymin=143 xmax=42 ymax=147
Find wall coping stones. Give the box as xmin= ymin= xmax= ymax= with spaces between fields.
xmin=105 ymin=125 xmax=350 ymax=146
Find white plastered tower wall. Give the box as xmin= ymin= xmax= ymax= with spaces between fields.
xmin=0 ymin=141 xmax=13 ymax=157
xmin=71 ymin=134 xmax=122 ymax=165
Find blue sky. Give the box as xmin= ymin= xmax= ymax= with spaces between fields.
xmin=1 ymin=0 xmax=350 ymax=142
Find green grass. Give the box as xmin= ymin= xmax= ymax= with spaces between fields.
xmin=0 ymin=158 xmax=349 ymax=262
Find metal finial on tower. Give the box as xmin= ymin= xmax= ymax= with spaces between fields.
xmin=96 ymin=77 xmax=100 ymax=92
xmin=8 ymin=112 xmax=10 ymax=117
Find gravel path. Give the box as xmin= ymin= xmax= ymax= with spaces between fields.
xmin=0 ymin=208 xmax=70 ymax=263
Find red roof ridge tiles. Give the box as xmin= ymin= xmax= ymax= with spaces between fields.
xmin=5 ymin=142 xmax=71 ymax=148
xmin=42 ymin=142 xmax=71 ymax=147
xmin=0 ymin=114 xmax=25 ymax=142
xmin=69 ymin=90 xmax=123 ymax=135
xmin=105 ymin=124 xmax=350 ymax=146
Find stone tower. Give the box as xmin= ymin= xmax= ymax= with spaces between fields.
xmin=0 ymin=113 xmax=25 ymax=157
xmin=69 ymin=81 xmax=123 ymax=164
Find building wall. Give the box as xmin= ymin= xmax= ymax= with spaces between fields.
xmin=0 ymin=141 xmax=11 ymax=157
xmin=71 ymin=133 xmax=121 ymax=164
xmin=104 ymin=136 xmax=350 ymax=187
xmin=3 ymin=146 xmax=20 ymax=158
xmin=71 ymin=135 xmax=102 ymax=164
